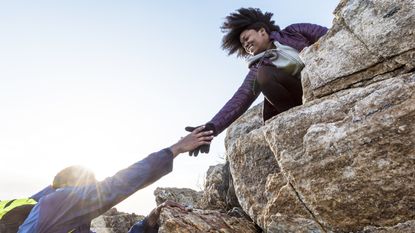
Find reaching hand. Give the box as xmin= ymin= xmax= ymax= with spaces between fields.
xmin=185 ymin=123 xmax=216 ymax=156
xmin=169 ymin=126 xmax=214 ymax=157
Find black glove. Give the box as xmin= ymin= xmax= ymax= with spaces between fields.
xmin=185 ymin=123 xmax=216 ymax=156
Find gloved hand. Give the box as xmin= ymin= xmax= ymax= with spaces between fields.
xmin=185 ymin=123 xmax=216 ymax=156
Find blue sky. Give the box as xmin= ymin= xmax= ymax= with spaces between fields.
xmin=0 ymin=0 xmax=338 ymax=215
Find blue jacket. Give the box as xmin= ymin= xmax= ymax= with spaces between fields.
xmin=18 ymin=148 xmax=173 ymax=233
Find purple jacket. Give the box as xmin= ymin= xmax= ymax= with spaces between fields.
xmin=18 ymin=148 xmax=173 ymax=233
xmin=209 ymin=23 xmax=328 ymax=135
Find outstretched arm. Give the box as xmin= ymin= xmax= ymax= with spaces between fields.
xmin=58 ymin=127 xmax=213 ymax=218
xmin=21 ymin=129 xmax=213 ymax=232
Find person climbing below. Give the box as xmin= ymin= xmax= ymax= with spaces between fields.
xmin=185 ymin=7 xmax=328 ymax=156
xmin=12 ymin=126 xmax=213 ymax=233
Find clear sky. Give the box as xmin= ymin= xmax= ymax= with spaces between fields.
xmin=0 ymin=0 xmax=338 ymax=215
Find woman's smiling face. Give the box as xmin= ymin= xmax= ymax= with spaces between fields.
xmin=240 ymin=28 xmax=270 ymax=55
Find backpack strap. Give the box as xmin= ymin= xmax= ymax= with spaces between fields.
xmin=0 ymin=198 xmax=37 ymax=220
xmin=1 ymin=198 xmax=75 ymax=233
xmin=0 ymin=198 xmax=38 ymax=233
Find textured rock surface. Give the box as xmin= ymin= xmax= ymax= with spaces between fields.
xmin=224 ymin=103 xmax=263 ymax=150
xmin=226 ymin=105 xmax=324 ymax=232
xmin=91 ymin=208 xmax=143 ymax=233
xmin=264 ymin=73 xmax=415 ymax=232
xmin=361 ymin=220 xmax=415 ymax=233
xmin=223 ymin=0 xmax=415 ymax=232
xmin=199 ymin=163 xmax=240 ymax=210
xmin=301 ymin=0 xmax=415 ymax=102
xmin=154 ymin=187 xmax=203 ymax=209
xmin=157 ymin=207 xmax=259 ymax=233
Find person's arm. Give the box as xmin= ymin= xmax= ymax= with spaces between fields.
xmin=28 ymin=128 xmax=213 ymax=232
xmin=208 ymin=68 xmax=260 ymax=135
xmin=20 ymin=149 xmax=173 ymax=233
xmin=284 ymin=23 xmax=328 ymax=45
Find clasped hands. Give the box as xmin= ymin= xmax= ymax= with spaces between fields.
xmin=184 ymin=123 xmax=216 ymax=157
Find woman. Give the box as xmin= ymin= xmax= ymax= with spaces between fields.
xmin=186 ymin=7 xmax=328 ymax=156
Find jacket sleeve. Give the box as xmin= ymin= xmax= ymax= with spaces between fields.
xmin=209 ymin=68 xmax=260 ymax=135
xmin=34 ymin=148 xmax=174 ymax=232
xmin=284 ymin=23 xmax=328 ymax=44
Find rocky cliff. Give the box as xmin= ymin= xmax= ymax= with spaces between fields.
xmin=224 ymin=0 xmax=415 ymax=232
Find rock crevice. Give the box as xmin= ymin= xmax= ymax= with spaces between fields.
xmin=288 ymin=182 xmax=328 ymax=233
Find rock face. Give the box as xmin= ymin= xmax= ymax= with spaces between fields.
xmin=91 ymin=208 xmax=144 ymax=233
xmin=155 ymin=164 xmax=255 ymax=232
xmin=158 ymin=207 xmax=259 ymax=233
xmin=263 ymin=73 xmax=414 ymax=232
xmin=198 ymin=162 xmax=241 ymax=211
xmin=224 ymin=0 xmax=415 ymax=232
xmin=153 ymin=163 xmax=240 ymax=211
xmin=227 ymin=106 xmax=324 ymax=233
xmin=154 ymin=187 xmax=203 ymax=208
xmin=361 ymin=220 xmax=415 ymax=233
xmin=224 ymin=103 xmax=264 ymax=150
xmin=301 ymin=0 xmax=415 ymax=102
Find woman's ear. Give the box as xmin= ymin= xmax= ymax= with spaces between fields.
xmin=259 ymin=28 xmax=267 ymax=36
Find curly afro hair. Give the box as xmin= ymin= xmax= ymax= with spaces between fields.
xmin=221 ymin=7 xmax=280 ymax=57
